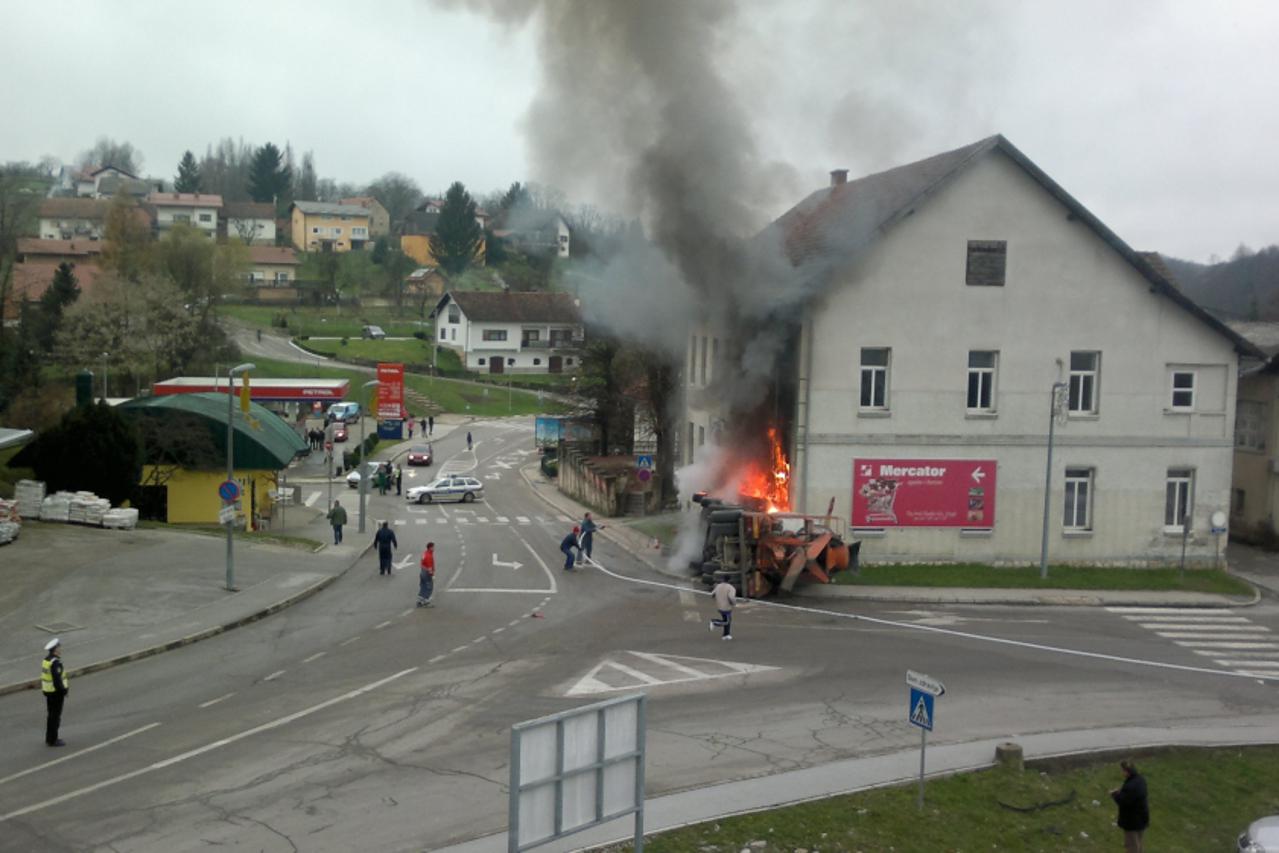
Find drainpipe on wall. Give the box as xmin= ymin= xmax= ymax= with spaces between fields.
xmin=796 ymin=313 xmax=814 ymax=516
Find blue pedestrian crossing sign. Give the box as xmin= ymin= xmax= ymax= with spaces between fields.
xmin=909 ymin=687 xmax=934 ymax=731
xmin=636 ymin=455 xmax=654 ymax=470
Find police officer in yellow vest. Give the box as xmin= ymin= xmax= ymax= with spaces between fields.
xmin=41 ymin=637 xmax=69 ymax=747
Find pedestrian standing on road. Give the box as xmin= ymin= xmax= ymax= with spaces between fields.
xmin=560 ymin=526 xmax=581 ymax=571
xmin=407 ymin=418 xmax=414 ymax=439
xmin=1110 ymin=759 xmax=1149 ymax=853
xmin=373 ymin=521 xmax=398 ymax=575
xmin=418 ymin=541 xmax=436 ymax=607
xmin=577 ymin=512 xmax=604 ymax=565
xmin=708 ymin=577 xmax=737 ymax=640
xmin=395 ymin=464 xmax=403 ymax=496
xmin=41 ymin=638 xmax=69 ymax=746
xmin=466 ymin=430 xmax=473 ymax=451
xmin=327 ymin=500 xmax=347 ymax=545
xmin=427 ymin=415 xmax=433 ymax=436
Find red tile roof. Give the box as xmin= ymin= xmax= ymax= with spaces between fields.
xmin=37 ymin=197 xmax=112 ymax=220
xmin=247 ymin=246 xmax=299 ymax=265
xmin=146 ymin=192 xmax=224 ymax=208
xmin=17 ymin=238 xmax=104 ymax=258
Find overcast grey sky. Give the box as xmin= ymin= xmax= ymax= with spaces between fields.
xmin=2 ymin=0 xmax=1276 ymax=262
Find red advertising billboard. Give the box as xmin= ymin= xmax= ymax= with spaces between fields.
xmin=852 ymin=458 xmax=997 ymax=528
xmin=376 ymin=362 xmax=405 ymax=419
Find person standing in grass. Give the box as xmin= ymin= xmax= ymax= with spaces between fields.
xmin=708 ymin=576 xmax=736 ymax=640
xmin=1110 ymin=759 xmax=1149 ymax=853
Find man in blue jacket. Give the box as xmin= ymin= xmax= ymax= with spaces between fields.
xmin=560 ymin=526 xmax=581 ymax=571
xmin=373 ymin=521 xmax=398 ymax=575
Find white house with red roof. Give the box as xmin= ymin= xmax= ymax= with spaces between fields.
xmin=147 ymin=192 xmax=224 ymax=238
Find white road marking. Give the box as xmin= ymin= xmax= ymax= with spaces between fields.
xmin=0 ymin=723 xmax=161 ymax=787
xmin=1107 ymin=607 xmax=1237 ymax=614
xmin=598 ymin=660 xmax=663 ymax=685
xmin=304 ymin=491 xmax=321 ymax=507
xmin=516 ymin=516 xmax=530 ymax=524
xmin=496 ymin=516 xmax=509 ymax=523
xmin=448 ymin=587 xmax=551 ymax=594
xmin=340 ymin=636 xmax=361 ymax=646
xmin=477 ymin=517 xmax=490 ymax=523
xmin=0 ymin=669 xmax=416 ymax=822
xmin=1173 ymin=641 xmax=1279 ymax=649
xmin=438 ymin=518 xmax=447 ymax=523
xmin=1192 ymin=649 xmax=1278 ymax=657
xmin=302 ymin=652 xmax=326 ymax=663
xmin=629 ymin=651 xmax=705 ymax=678
xmin=375 ymin=620 xmax=393 ymax=630
xmin=509 ymin=619 xmax=521 ymax=627
xmin=567 ymin=652 xmax=778 ymax=697
xmin=399 ymin=608 xmax=415 ymax=618
xmin=263 ymin=670 xmax=286 ymax=682
xmin=198 ymin=692 xmax=236 ymax=708
xmin=452 ymin=646 xmax=468 ymax=654
xmin=1155 ymin=631 xmax=1273 ymax=639
xmin=429 ymin=654 xmax=446 ymax=664
xmin=1215 ymin=659 xmax=1279 ymax=668
xmin=416 ymin=518 xmax=428 ymax=525
xmin=492 ymin=626 xmax=506 ymax=633
xmin=513 ymin=530 xmax=558 ymax=594
xmin=1127 ymin=615 xmax=1251 ymax=623
xmin=393 ymin=519 xmax=406 ymax=526
xmin=1144 ymin=623 xmax=1264 ymax=631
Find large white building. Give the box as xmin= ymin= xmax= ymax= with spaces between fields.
xmin=147 ymin=192 xmax=223 ymax=238
xmin=684 ymin=135 xmax=1259 ymax=567
xmin=433 ymin=291 xmax=583 ymax=374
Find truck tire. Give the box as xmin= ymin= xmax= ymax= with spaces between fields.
xmin=708 ymin=508 xmax=743 ymax=524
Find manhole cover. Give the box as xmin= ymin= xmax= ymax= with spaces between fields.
xmin=35 ymin=622 xmax=83 ymax=634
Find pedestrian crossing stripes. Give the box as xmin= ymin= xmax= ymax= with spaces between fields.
xmin=1108 ymin=607 xmax=1279 ymax=678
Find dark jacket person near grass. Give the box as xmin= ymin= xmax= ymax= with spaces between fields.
xmin=1110 ymin=759 xmax=1149 ymax=852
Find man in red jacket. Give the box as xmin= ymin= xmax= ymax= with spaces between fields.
xmin=418 ymin=542 xmax=436 ymax=607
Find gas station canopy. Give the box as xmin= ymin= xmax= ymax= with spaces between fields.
xmin=152 ymin=377 xmax=349 ymax=405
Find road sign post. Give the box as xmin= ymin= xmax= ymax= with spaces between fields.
xmin=906 ymin=670 xmax=944 ymax=810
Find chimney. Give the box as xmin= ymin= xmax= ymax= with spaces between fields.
xmin=830 ymin=169 xmax=849 ymax=187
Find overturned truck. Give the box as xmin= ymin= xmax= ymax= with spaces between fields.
xmin=689 ymin=494 xmax=857 ymax=597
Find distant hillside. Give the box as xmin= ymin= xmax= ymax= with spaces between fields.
xmin=1162 ymin=246 xmax=1279 ymax=320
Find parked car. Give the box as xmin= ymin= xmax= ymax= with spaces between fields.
xmin=406 ymin=476 xmax=484 ymax=504
xmin=327 ymin=402 xmax=361 ymax=423
xmin=406 ymin=444 xmax=433 ymax=466
xmin=361 ymin=325 xmax=386 ymax=340
xmin=1240 ymin=816 xmax=1279 ymax=852
xmin=332 ymin=425 xmax=348 ymax=442
xmin=346 ymin=461 xmax=383 ymax=489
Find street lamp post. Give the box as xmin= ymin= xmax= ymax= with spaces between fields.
xmin=357 ymin=379 xmax=380 ymax=534
xmin=1039 ymin=380 xmax=1068 ymax=580
xmin=225 ymin=362 xmax=255 ymax=591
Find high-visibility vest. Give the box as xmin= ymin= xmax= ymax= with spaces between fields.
xmin=41 ymin=657 xmax=67 ymax=694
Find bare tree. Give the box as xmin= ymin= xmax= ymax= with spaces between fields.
xmin=77 ymin=137 xmax=143 ymax=174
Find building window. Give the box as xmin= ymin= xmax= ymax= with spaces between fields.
xmin=274 ymin=272 xmax=289 ymax=284
xmin=1170 ymin=370 xmax=1196 ymax=410
xmin=689 ymin=335 xmax=697 ymax=382
xmin=198 ymin=213 xmax=212 ymax=223
xmin=1063 ymin=468 xmax=1093 ymax=531
xmin=1165 ymin=468 xmax=1194 ymax=530
xmin=966 ymin=240 xmax=1006 ymax=286
xmin=1233 ymin=488 xmax=1246 ymax=515
xmin=859 ymin=348 xmax=890 ymax=409
xmin=352 ymin=227 xmax=368 ymax=238
xmin=448 ymin=307 xmax=460 ymax=324
xmin=174 ymin=214 xmax=190 ymax=224
xmin=698 ymin=425 xmax=705 ymax=447
xmin=699 ymin=336 xmax=708 ymax=385
xmin=966 ymin=351 xmax=998 ymax=412
xmin=1068 ymin=351 xmax=1100 ymax=414
xmin=565 ymin=358 xmax=573 ymax=366
xmin=334 ymin=227 xmax=343 ymax=236
xmin=687 ymin=422 xmax=695 ymax=464
xmin=440 ymin=328 xmax=447 ymax=341
xmin=478 ymin=358 xmax=486 ymax=365
xmin=1235 ymin=400 xmax=1266 ymax=451
xmin=523 ymin=330 xmax=540 ymax=343
xmin=507 ymin=358 xmax=515 ymax=366
xmin=450 ymin=328 xmax=456 ymax=341
xmin=533 ymin=358 xmax=541 ymax=366
xmin=482 ymin=330 xmax=508 ymax=342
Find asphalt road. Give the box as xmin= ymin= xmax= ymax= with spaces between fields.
xmin=1 ymin=419 xmax=1277 ymax=851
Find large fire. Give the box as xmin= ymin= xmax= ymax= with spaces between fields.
xmin=737 ymin=427 xmax=791 ymax=512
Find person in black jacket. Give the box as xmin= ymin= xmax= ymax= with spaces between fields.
xmin=373 ymin=521 xmax=398 ymax=575
xmin=1110 ymin=759 xmax=1149 ymax=852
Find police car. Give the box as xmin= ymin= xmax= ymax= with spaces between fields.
xmin=406 ymin=476 xmax=485 ymax=504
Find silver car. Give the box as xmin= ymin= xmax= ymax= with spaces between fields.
xmin=346 ymin=461 xmax=383 ymax=489
xmin=406 ymin=476 xmax=484 ymax=504
xmin=1240 ymin=816 xmax=1279 ymax=852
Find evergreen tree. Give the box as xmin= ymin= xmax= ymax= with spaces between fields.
xmin=12 ymin=400 xmax=144 ymax=505
xmin=430 ymin=182 xmax=483 ymax=275
xmin=174 ymin=150 xmax=202 ymax=193
xmin=33 ymin=262 xmax=80 ymax=352
xmin=247 ymin=142 xmax=292 ymax=208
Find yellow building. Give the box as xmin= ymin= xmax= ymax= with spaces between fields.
xmin=399 ymin=207 xmax=486 ymax=267
xmin=290 ymin=201 xmax=372 ymax=252
xmin=121 ymin=392 xmax=308 ymax=527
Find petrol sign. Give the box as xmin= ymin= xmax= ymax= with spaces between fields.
xmin=853 ymin=458 xmax=996 ymax=528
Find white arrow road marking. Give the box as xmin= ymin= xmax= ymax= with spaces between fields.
xmin=393 ymin=555 xmax=413 ymax=570
xmin=493 ymin=554 xmax=524 ymax=571
xmin=484 ymin=473 xmax=502 ymax=481
xmin=566 ymin=651 xmax=779 ymax=696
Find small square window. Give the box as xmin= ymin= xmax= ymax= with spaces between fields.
xmin=478 ymin=358 xmax=486 ymax=365
xmin=1171 ymin=371 xmax=1196 ymax=410
xmin=533 ymin=358 xmax=541 ymax=366
xmin=966 ymin=240 xmax=1006 ymax=286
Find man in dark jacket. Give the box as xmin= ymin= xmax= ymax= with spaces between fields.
xmin=560 ymin=527 xmax=581 ymax=571
xmin=373 ymin=521 xmax=398 ymax=575
xmin=577 ymin=512 xmax=604 ymax=565
xmin=1110 ymin=759 xmax=1149 ymax=852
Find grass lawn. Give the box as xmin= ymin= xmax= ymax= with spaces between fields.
xmin=217 ymin=304 xmax=433 ymax=338
xmin=629 ymin=515 xmax=681 ymax=547
xmin=470 ymin=371 xmax=577 ymax=390
xmin=836 ymin=563 xmax=1254 ymax=595
xmin=298 ymin=337 xmax=434 ymax=364
xmin=599 ymin=746 xmax=1279 ymax=852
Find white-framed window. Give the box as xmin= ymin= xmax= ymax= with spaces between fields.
xmin=448 ymin=307 xmax=460 ymax=324
xmin=1235 ymin=399 xmax=1266 ymax=451
xmin=967 ymin=350 xmax=998 ymax=412
xmin=1165 ymin=468 xmax=1194 ymax=531
xmin=198 ymin=213 xmax=212 ymax=223
xmin=1170 ymin=370 xmax=1196 ymax=410
xmin=439 ymin=327 xmax=446 ymax=341
xmin=450 ymin=328 xmax=456 ymax=341
xmin=1068 ymin=351 xmax=1100 ymax=415
xmin=173 ymin=213 xmax=190 ymax=224
xmin=859 ymin=348 xmax=889 ymax=409
xmin=1063 ymin=467 xmax=1093 ymax=531
xmin=334 ymin=227 xmax=343 ymax=236
xmin=274 ymin=271 xmax=289 ymax=284
xmin=482 ymin=329 xmax=507 ymax=342
xmin=352 ymin=227 xmax=368 ymax=238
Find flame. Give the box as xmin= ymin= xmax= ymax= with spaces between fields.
xmin=737 ymin=427 xmax=791 ymax=513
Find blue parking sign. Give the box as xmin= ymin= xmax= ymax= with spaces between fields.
xmin=909 ymin=687 xmax=934 ymax=731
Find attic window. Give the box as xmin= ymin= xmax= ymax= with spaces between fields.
xmin=966 ymin=240 xmax=1006 ymax=287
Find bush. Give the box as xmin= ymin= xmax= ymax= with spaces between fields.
xmin=413 ymin=330 xmax=426 ymax=340
xmin=300 ymin=335 xmax=310 ymax=341
xmin=272 ymin=313 xmax=289 ymax=328
xmin=340 ymin=337 xmax=349 ymax=346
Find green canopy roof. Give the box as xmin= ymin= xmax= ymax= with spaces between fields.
xmin=119 ymin=392 xmax=307 ymax=470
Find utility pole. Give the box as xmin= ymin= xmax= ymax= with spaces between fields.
xmin=357 ymin=379 xmax=380 ymax=534
xmin=1039 ymin=380 xmax=1068 ymax=580
xmin=101 ymin=352 xmax=109 ymax=400
xmin=225 ymin=362 xmax=255 ymax=591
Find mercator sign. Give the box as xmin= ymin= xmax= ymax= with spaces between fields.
xmin=852 ymin=458 xmax=996 ymax=528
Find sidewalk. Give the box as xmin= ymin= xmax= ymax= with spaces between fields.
xmin=518 ymin=463 xmax=1260 ymax=609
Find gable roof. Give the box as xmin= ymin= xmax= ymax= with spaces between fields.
xmin=247 ymin=245 xmax=299 ymax=266
xmin=291 ymin=200 xmax=369 ymax=218
xmin=38 ymin=197 xmax=112 ymax=220
xmin=339 ymin=196 xmax=386 ymax=212
xmin=87 ymin=165 xmax=139 ymax=180
xmin=147 ymin=192 xmax=224 ymax=208
xmin=118 ymin=392 xmax=306 ymax=470
xmin=223 ymin=201 xmax=275 ymax=220
xmin=434 ymin=290 xmax=582 ymax=324
xmin=17 ymin=238 xmax=104 ymax=258
xmin=770 ymin=134 xmax=1261 ymax=358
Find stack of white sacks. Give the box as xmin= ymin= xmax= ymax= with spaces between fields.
xmin=68 ymin=492 xmax=111 ymax=525
xmin=0 ymin=498 xmax=19 ymax=545
xmin=39 ymin=492 xmax=73 ymax=522
xmin=101 ymin=507 xmax=139 ymax=530
xmin=16 ymin=479 xmax=45 ymax=519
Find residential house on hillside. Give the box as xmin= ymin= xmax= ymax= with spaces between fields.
xmin=399 ymin=199 xmax=488 ymax=266
xmin=433 ymin=290 xmax=583 ymax=374
xmin=6 ymin=238 xmax=104 ymax=317
xmin=74 ymin=165 xmax=140 ymax=198
xmin=222 ymin=201 xmax=277 ymax=245
xmin=97 ymin=173 xmax=156 ymax=199
xmin=684 ymin=134 xmax=1261 ymax=568
xmin=289 ymin=201 xmax=371 ymax=252
xmin=244 ymin=245 xmax=300 ymax=286
xmin=494 ymin=209 xmax=571 ymax=259
xmin=1224 ymin=321 xmax=1279 ymax=544
xmin=339 ymin=196 xmax=390 ymax=238
xmin=147 ymin=192 xmax=223 ymax=238
xmin=405 ymin=267 xmax=446 ymax=301
xmin=37 ymin=198 xmax=111 ymax=241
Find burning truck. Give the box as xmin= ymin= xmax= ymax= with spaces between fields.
xmin=687 ymin=428 xmax=857 ymax=597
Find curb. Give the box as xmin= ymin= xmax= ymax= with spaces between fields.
xmin=0 ymin=540 xmax=375 ymax=698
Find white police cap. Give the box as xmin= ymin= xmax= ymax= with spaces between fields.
xmin=44 ymin=638 xmax=60 ymax=652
